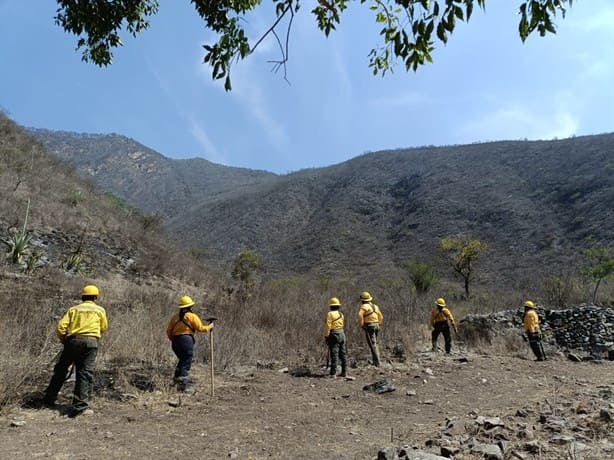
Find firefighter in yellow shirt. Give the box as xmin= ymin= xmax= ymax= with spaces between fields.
xmin=357 ymin=291 xmax=383 ymax=367
xmin=523 ymin=300 xmax=546 ymax=361
xmin=324 ymin=297 xmax=347 ymax=377
xmin=166 ymin=295 xmax=214 ymax=392
xmin=430 ymin=297 xmax=457 ymax=354
xmin=43 ymin=285 xmax=108 ymax=417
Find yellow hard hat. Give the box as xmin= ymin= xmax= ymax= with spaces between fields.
xmin=360 ymin=291 xmax=372 ymax=302
xmin=329 ymin=297 xmax=341 ymax=307
xmin=81 ymin=285 xmax=99 ymax=297
xmin=523 ymin=300 xmax=535 ymax=308
xmin=178 ymin=295 xmax=195 ymax=309
xmin=435 ymin=297 xmax=446 ymax=307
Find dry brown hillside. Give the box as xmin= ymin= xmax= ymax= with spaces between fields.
xmin=2 ymin=114 xmax=612 ymax=460
xmin=27 ymin=127 xmax=614 ymax=292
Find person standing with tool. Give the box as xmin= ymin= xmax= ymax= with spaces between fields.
xmin=43 ymin=285 xmax=108 ymax=417
xmin=357 ymin=291 xmax=383 ymax=367
xmin=430 ymin=297 xmax=458 ymax=354
xmin=324 ymin=297 xmax=348 ymax=378
xmin=522 ymin=300 xmax=547 ymax=361
xmin=166 ymin=295 xmax=214 ymax=393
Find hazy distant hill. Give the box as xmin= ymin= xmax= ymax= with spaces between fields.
xmin=170 ymin=135 xmax=614 ymax=282
xmin=29 ymin=129 xmax=276 ymax=219
xmin=28 ymin=127 xmax=614 ymax=286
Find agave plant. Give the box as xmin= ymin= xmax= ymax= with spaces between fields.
xmin=61 ymin=252 xmax=84 ymax=273
xmin=4 ymin=231 xmax=32 ymax=264
xmin=24 ymin=249 xmax=43 ymax=274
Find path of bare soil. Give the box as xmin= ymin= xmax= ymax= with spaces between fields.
xmin=1 ymin=350 xmax=613 ymax=460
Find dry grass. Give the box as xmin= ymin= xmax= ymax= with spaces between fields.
xmin=1 ymin=113 xmax=613 ymax=412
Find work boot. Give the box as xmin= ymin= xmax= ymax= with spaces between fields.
xmin=41 ymin=397 xmax=57 ymax=409
xmin=176 ymin=376 xmax=189 ymax=392
xmin=431 ymin=340 xmax=438 ymax=352
xmin=67 ymin=407 xmax=93 ymax=418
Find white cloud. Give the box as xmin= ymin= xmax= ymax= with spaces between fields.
xmin=236 ymin=80 xmax=290 ymax=149
xmin=189 ymin=121 xmax=226 ymax=164
xmin=459 ymin=103 xmax=579 ymax=142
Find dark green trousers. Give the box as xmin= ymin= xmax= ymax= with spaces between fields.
xmin=45 ymin=337 xmax=98 ymax=411
xmin=528 ymin=332 xmax=547 ymax=361
xmin=328 ymin=331 xmax=347 ymax=376
xmin=363 ymin=324 xmax=381 ymax=366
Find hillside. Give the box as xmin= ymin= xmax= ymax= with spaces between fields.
xmin=27 ymin=128 xmax=614 ymax=290
xmin=0 ymin=113 xmax=226 ymax=410
xmin=171 ymin=135 xmax=614 ymax=283
xmin=28 ymin=128 xmax=277 ymax=219
xmin=2 ymin=115 xmax=613 ymax=459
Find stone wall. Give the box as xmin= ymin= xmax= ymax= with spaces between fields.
xmin=458 ymin=305 xmax=614 ymax=358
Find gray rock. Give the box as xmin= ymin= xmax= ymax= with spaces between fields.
xmin=517 ymin=428 xmax=535 ymax=440
xmin=571 ymin=442 xmax=591 ymax=454
xmin=471 ymin=443 xmax=503 ymax=460
xmin=377 ymin=447 xmax=400 ymax=460
xmin=475 ymin=416 xmax=504 ymax=429
xmin=549 ymin=435 xmax=574 ymax=445
xmin=402 ymin=450 xmax=448 ymax=460
xmin=523 ymin=441 xmax=543 ymax=454
xmin=363 ymin=379 xmax=396 ymax=394
xmin=440 ymin=445 xmax=460 ymax=458
xmin=289 ymin=366 xmax=312 ymax=377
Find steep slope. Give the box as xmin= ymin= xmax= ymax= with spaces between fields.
xmin=28 ymin=129 xmax=277 ymax=218
xmin=27 ymin=125 xmax=614 ymax=286
xmin=169 ymin=134 xmax=614 ymax=283
xmin=0 ymin=115 xmax=218 ymax=282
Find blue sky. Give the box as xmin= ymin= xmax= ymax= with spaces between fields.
xmin=1 ymin=1 xmax=613 ymax=174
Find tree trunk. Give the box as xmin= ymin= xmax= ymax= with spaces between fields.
xmin=592 ymin=278 xmax=602 ymax=304
xmin=464 ymin=276 xmax=470 ymax=298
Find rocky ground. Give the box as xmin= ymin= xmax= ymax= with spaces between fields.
xmin=0 ymin=346 xmax=612 ymax=460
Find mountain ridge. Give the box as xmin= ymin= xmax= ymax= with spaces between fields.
xmin=28 ymin=128 xmax=614 ymax=287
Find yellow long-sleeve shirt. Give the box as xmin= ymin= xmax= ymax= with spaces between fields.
xmin=56 ymin=300 xmax=108 ymax=341
xmin=166 ymin=311 xmax=213 ymax=339
xmin=523 ymin=309 xmax=540 ymax=333
xmin=430 ymin=307 xmax=456 ymax=329
xmin=358 ymin=302 xmax=383 ymax=327
xmin=324 ymin=310 xmax=344 ymax=337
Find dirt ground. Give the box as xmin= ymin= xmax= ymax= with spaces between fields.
xmin=1 ymin=348 xmax=613 ymax=460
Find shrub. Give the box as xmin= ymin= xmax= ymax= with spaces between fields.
xmin=404 ymin=260 xmax=437 ymax=295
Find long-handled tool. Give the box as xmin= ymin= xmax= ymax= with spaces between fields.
xmin=205 ymin=316 xmax=217 ymax=397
